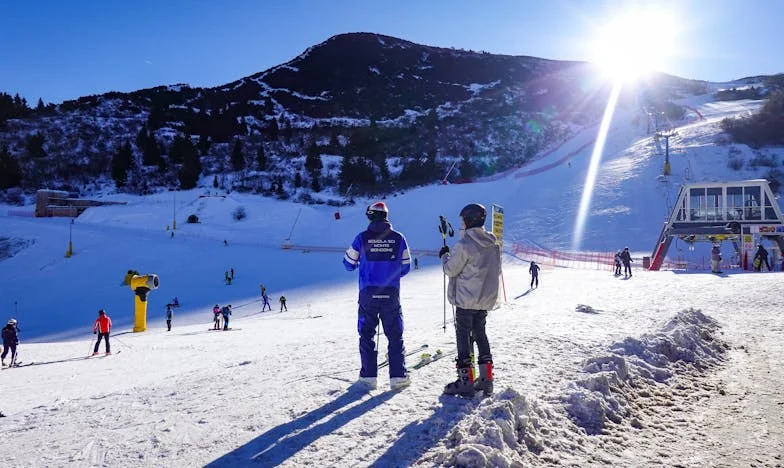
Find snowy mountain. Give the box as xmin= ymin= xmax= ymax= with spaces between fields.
xmin=1 ymin=89 xmax=784 ymax=466
xmin=0 ymin=32 xmax=714 ymax=201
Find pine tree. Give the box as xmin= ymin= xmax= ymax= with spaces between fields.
xmin=304 ymin=142 xmax=323 ymax=178
xmin=25 ymin=132 xmax=46 ymax=158
xmin=311 ymin=175 xmax=321 ymax=192
xmin=459 ymin=154 xmax=475 ymax=179
xmin=111 ymin=141 xmax=133 ymax=187
xmin=177 ymin=136 xmax=201 ymax=189
xmin=36 ymin=98 xmax=45 ymax=112
xmin=0 ymin=145 xmax=21 ymax=189
xmin=294 ymin=171 xmax=302 ymax=188
xmin=256 ymin=145 xmax=267 ymax=170
xmin=231 ymin=139 xmax=245 ymax=171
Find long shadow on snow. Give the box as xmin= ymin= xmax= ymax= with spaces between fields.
xmin=368 ymin=394 xmax=478 ymax=468
xmin=205 ymin=385 xmax=396 ymax=467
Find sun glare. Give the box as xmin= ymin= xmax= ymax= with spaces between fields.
xmin=590 ymin=7 xmax=678 ymax=81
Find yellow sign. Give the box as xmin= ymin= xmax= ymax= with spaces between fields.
xmin=491 ymin=204 xmax=504 ymax=248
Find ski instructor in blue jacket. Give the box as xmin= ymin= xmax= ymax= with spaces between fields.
xmin=344 ymin=201 xmax=412 ymax=391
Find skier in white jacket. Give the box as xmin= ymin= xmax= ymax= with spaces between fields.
xmin=439 ymin=203 xmax=501 ymax=397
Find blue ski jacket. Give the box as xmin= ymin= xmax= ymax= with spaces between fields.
xmin=343 ymin=220 xmax=411 ymax=292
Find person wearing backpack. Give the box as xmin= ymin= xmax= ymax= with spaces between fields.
xmin=221 ymin=305 xmax=232 ymax=330
xmin=1 ymin=319 xmax=20 ymax=367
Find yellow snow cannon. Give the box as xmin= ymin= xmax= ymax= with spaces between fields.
xmin=129 ymin=274 xmax=159 ymax=332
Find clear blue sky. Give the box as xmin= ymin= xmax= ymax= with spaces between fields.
xmin=1 ymin=0 xmax=781 ymax=104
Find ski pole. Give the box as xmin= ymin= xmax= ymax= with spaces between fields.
xmin=438 ymin=216 xmax=454 ymax=333
xmin=87 ymin=335 xmax=96 ymax=357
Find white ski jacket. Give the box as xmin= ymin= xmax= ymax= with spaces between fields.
xmin=441 ymin=227 xmax=501 ymax=311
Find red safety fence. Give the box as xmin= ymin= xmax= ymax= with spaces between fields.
xmin=509 ymin=243 xmax=616 ymax=271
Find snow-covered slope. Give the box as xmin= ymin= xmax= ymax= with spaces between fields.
xmin=0 ymin=93 xmax=783 ymax=466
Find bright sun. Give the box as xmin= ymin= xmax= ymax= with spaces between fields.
xmin=590 ymin=7 xmax=678 ymax=81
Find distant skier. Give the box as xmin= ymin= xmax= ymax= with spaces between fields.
xmin=221 ymin=305 xmax=232 ymax=330
xmin=614 ymin=251 xmax=622 ymax=276
xmin=224 ymin=271 xmax=232 ymax=285
xmin=440 ymin=203 xmax=501 ymax=397
xmin=92 ymin=309 xmax=112 ymax=355
xmin=529 ymin=261 xmax=540 ymax=289
xmin=230 ymin=267 xmax=235 ymax=280
xmin=414 ymin=257 xmax=419 ymax=270
xmin=1 ymin=319 xmax=19 ymax=367
xmin=279 ymin=295 xmax=287 ymax=312
xmin=344 ymin=201 xmax=412 ymax=391
xmin=755 ymin=244 xmax=771 ymax=271
xmin=620 ymin=247 xmax=633 ymax=277
xmin=165 ymin=304 xmax=174 ymax=331
xmin=261 ymin=291 xmax=271 ymax=312
xmin=710 ymin=244 xmax=722 ymax=274
xmin=212 ymin=304 xmax=222 ymax=329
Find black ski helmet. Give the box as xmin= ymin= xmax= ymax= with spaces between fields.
xmin=366 ymin=201 xmax=389 ymax=222
xmin=460 ymin=203 xmax=486 ymax=228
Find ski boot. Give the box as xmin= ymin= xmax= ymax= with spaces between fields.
xmin=443 ymin=365 xmax=475 ymax=397
xmin=390 ymin=376 xmax=411 ymax=391
xmin=473 ymin=361 xmax=493 ymax=396
xmin=356 ymin=376 xmax=377 ymax=390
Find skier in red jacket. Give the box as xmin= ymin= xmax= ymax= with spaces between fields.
xmin=92 ymin=309 xmax=112 ymax=355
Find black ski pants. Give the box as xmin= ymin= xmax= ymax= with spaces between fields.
xmin=94 ymin=333 xmax=110 ymax=353
xmin=1 ymin=343 xmax=17 ymax=363
xmin=623 ymin=261 xmax=632 ymax=276
xmin=455 ymin=308 xmax=492 ymax=367
xmin=530 ymin=273 xmax=539 ymax=288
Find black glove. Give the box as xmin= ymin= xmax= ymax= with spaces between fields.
xmin=439 ymin=246 xmax=450 ymax=258
xmin=94 ymin=331 xmax=97 ymax=334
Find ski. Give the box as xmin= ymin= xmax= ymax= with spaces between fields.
xmin=408 ymin=349 xmax=450 ymax=370
xmin=86 ymin=350 xmax=122 ymax=359
xmin=207 ymin=328 xmax=241 ymax=331
xmin=379 ymin=344 xmax=428 ymax=369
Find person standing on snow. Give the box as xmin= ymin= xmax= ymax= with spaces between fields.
xmin=614 ymin=251 xmax=622 ymax=276
xmin=343 ymin=201 xmax=412 ymax=391
xmin=1 ymin=319 xmax=19 ymax=367
xmin=221 ymin=305 xmax=232 ymax=330
xmin=711 ymin=243 xmax=722 ymax=274
xmin=620 ymin=247 xmax=633 ymax=277
xmin=165 ymin=304 xmax=174 ymax=331
xmin=261 ymin=291 xmax=271 ymax=312
xmin=439 ymin=203 xmax=501 ymax=397
xmin=92 ymin=309 xmax=112 ymax=355
xmin=756 ymin=244 xmax=771 ymax=271
xmin=529 ymin=261 xmax=540 ymax=289
xmin=279 ymin=295 xmax=287 ymax=312
xmin=212 ymin=304 xmax=222 ymax=330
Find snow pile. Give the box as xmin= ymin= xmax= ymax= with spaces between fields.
xmin=565 ymin=308 xmax=727 ymax=435
xmin=430 ymin=389 xmax=556 ymax=468
xmin=428 ymin=308 xmax=728 ymax=468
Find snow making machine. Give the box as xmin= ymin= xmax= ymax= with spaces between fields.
xmin=649 ymin=179 xmax=784 ymax=270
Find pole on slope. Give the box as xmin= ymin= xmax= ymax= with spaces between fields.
xmin=284 ymin=208 xmax=303 ymax=247
xmin=438 ymin=216 xmax=454 ymax=333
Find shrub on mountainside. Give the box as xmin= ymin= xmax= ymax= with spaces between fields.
xmin=714 ymin=87 xmax=763 ymax=101
xmin=232 ymin=206 xmax=246 ymax=221
xmin=720 ymin=91 xmax=784 ymax=148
